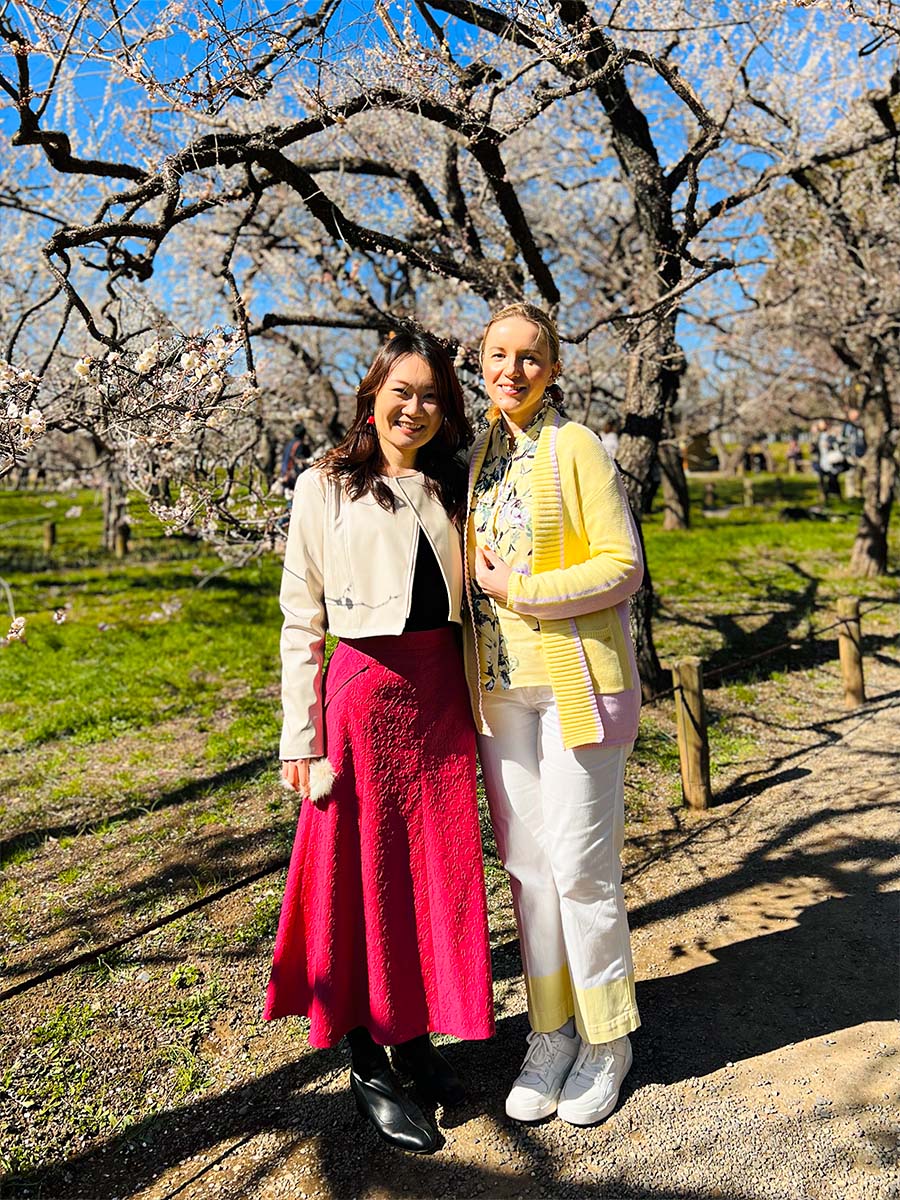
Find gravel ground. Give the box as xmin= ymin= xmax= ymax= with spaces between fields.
xmin=10 ymin=653 xmax=900 ymax=1200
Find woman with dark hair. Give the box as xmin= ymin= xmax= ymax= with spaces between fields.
xmin=264 ymin=330 xmax=494 ymax=1154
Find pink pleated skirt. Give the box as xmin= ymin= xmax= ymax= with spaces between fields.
xmin=264 ymin=627 xmax=495 ymax=1048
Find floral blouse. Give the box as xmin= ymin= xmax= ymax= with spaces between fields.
xmin=468 ymin=407 xmax=551 ymax=691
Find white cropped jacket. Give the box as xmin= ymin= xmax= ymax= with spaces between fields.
xmin=279 ymin=465 xmax=462 ymax=759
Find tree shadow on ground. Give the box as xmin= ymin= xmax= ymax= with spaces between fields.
xmin=633 ymin=890 xmax=899 ymax=1087
xmin=656 ymin=563 xmax=897 ymax=687
xmin=709 ymin=686 xmax=900 ymax=807
xmin=627 ymin=788 xmax=899 ymax=934
xmin=0 ymin=756 xmax=273 ymax=866
xmin=7 ymin=825 xmax=898 ymax=1196
xmin=5 ymin=1012 xmax=783 ymax=1200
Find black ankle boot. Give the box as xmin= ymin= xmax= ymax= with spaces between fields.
xmin=349 ymin=1068 xmax=440 ymax=1154
xmin=346 ymin=1026 xmax=390 ymax=1079
xmin=391 ymin=1035 xmax=466 ymax=1107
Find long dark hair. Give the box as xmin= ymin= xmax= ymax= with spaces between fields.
xmin=319 ymin=331 xmax=473 ymax=522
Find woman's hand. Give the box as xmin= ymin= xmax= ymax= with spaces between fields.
xmin=281 ymin=759 xmax=319 ymax=807
xmin=475 ymin=545 xmax=512 ymax=605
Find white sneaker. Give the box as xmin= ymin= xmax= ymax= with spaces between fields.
xmin=505 ymin=1027 xmax=580 ymax=1121
xmin=557 ymin=1034 xmax=633 ymax=1126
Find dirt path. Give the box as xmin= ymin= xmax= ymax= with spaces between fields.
xmin=120 ymin=657 xmax=899 ymax=1200
xmin=6 ymin=651 xmax=899 ymax=1200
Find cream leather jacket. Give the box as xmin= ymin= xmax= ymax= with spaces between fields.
xmin=279 ymin=464 xmax=463 ymax=759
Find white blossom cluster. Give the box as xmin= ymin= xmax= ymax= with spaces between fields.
xmin=1 ymin=362 xmax=44 ymax=469
xmin=71 ymin=331 xmax=241 ymax=454
xmin=69 ymin=330 xmax=285 ymax=548
xmin=5 ymin=615 xmax=26 ymax=643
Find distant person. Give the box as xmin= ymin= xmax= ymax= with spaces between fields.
xmin=815 ymin=420 xmax=846 ymax=503
xmin=279 ymin=422 xmax=312 ymax=493
xmin=600 ymin=419 xmax=620 ymax=459
xmin=786 ymin=436 xmax=803 ymax=474
xmin=840 ymin=409 xmax=865 ymax=499
xmin=265 ymin=332 xmax=493 ymax=1155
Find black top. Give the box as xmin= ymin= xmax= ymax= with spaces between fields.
xmin=404 ymin=528 xmax=451 ymax=632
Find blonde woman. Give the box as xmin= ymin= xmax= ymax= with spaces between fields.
xmin=464 ymin=303 xmax=643 ymax=1125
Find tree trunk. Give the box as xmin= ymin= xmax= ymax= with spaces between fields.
xmin=849 ymin=371 xmax=895 ymax=576
xmin=626 ymin=509 xmax=663 ymax=698
xmin=710 ymin=433 xmax=748 ymax=476
xmin=616 ymin=323 xmax=684 ymax=693
xmin=101 ymin=474 xmax=128 ymax=554
xmin=659 ymin=441 xmax=690 ymax=530
xmin=259 ymin=426 xmax=278 ymax=484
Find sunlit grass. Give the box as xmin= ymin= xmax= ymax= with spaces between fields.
xmin=1 ymin=490 xmax=282 ymax=751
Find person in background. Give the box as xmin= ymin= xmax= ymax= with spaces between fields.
xmin=840 ymin=409 xmax=866 ymax=499
xmin=464 ymin=302 xmax=643 ymax=1127
xmin=786 ymin=435 xmax=803 ymax=474
xmin=815 ymin=419 xmax=846 ymax=503
xmin=266 ymin=331 xmax=494 ymax=1154
xmin=279 ymin=422 xmax=312 ymax=493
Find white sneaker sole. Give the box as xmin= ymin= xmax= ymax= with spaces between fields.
xmin=557 ymin=1039 xmax=633 ymax=1126
xmin=505 ymin=1090 xmax=561 ymax=1122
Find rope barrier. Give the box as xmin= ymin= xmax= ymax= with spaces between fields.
xmin=644 ymin=596 xmax=897 ymax=700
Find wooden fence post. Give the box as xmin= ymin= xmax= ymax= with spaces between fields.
xmin=114 ymin=521 xmax=130 ymax=559
xmin=672 ymin=656 xmax=712 ymax=810
xmin=42 ymin=521 xmax=56 ymax=553
xmin=703 ymin=482 xmax=716 ymax=509
xmin=837 ymin=597 xmax=865 ymax=709
xmin=743 ymin=478 xmax=754 ymax=506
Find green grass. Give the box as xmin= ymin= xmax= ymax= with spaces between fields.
xmin=642 ymin=472 xmax=898 ymax=668
xmin=231 ymin=889 xmax=283 ymax=948
xmin=158 ymin=979 xmax=225 ymax=1035
xmin=0 ymin=838 xmax=41 ymax=870
xmin=203 ymin=694 xmax=281 ymax=767
xmin=32 ymin=1004 xmax=94 ymax=1049
xmin=163 ymin=1043 xmax=210 ymax=1098
xmin=3 ymin=1004 xmax=144 ymax=1175
xmin=169 ymin=963 xmax=203 ymax=989
xmin=0 ymin=489 xmax=282 ymax=753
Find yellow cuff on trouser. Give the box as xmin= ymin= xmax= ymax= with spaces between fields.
xmin=526 ymin=963 xmax=639 ymax=1044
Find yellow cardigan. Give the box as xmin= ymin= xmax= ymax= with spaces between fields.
xmin=464 ymin=408 xmax=644 ymax=749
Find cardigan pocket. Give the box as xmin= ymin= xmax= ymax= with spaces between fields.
xmin=575 ymin=614 xmax=627 ymax=695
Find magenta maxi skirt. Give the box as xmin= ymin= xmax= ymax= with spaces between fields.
xmin=264 ymin=627 xmax=495 ymax=1048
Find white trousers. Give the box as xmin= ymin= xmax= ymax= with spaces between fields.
xmin=479 ymin=686 xmax=640 ymax=1044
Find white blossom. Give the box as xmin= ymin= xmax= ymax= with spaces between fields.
xmin=135 ymin=342 xmax=160 ymax=374
xmin=7 ymin=616 xmax=26 ymax=642
xmin=21 ymin=408 xmax=45 ymax=436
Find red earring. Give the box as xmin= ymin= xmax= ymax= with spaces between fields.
xmin=366 ymin=414 xmax=375 ymax=425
